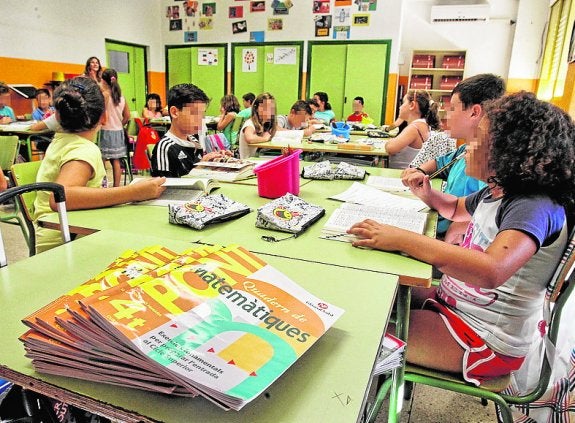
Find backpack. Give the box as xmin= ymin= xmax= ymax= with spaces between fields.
xmin=133 ymin=119 xmax=161 ymax=171
xmin=203 ymin=133 xmax=231 ymax=154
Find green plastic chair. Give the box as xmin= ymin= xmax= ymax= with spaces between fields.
xmin=9 ymin=161 xmax=43 ymax=256
xmin=0 ymin=136 xmax=25 ymax=230
xmin=367 ymin=228 xmax=575 ymax=423
xmin=229 ymin=115 xmax=244 ymax=152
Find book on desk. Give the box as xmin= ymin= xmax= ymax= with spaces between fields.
xmin=132 ymin=177 xmax=220 ymax=206
xmin=188 ymin=159 xmax=256 ymax=182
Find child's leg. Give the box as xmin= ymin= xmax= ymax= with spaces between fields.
xmin=111 ymin=158 xmax=121 ymax=187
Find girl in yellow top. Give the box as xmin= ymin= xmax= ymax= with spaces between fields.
xmin=34 ymin=76 xmax=166 ymax=253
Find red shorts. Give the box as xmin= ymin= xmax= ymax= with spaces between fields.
xmin=423 ymin=298 xmax=525 ymax=386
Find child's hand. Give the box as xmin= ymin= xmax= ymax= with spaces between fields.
xmin=347 ymin=219 xmax=406 ymax=251
xmin=400 ymin=167 xmax=420 ymax=186
xmin=262 ymin=132 xmax=272 ymax=142
xmin=405 ymin=174 xmax=432 ymax=201
xmin=131 ymin=177 xmax=167 ymax=200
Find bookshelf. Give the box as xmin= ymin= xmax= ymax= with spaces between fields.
xmin=408 ymin=50 xmax=466 ymax=113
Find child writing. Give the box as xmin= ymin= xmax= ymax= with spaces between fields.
xmin=238 ymin=92 xmax=277 ymax=159
xmin=385 ymin=90 xmax=441 ymax=169
xmin=142 ymin=93 xmax=165 ymax=119
xmin=150 ymin=83 xmax=209 ymax=177
xmin=34 ymin=76 xmax=166 ymax=253
xmin=349 ymin=91 xmax=575 ymax=385
xmin=99 ymin=69 xmax=131 ymax=187
xmin=216 ymin=94 xmax=240 ymax=145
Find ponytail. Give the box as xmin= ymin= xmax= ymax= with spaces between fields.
xmin=102 ymin=68 xmax=122 ymax=105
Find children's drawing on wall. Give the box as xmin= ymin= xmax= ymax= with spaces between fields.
xmin=202 ymin=3 xmax=216 ymax=16
xmin=229 ymin=6 xmax=243 ymax=18
xmin=250 ymin=31 xmax=265 ymax=42
xmin=354 ymin=0 xmax=377 ymax=11
xmin=335 ymin=7 xmax=351 ymax=25
xmin=184 ymin=1 xmax=198 ymax=16
xmin=242 ymin=49 xmax=257 ymax=72
xmin=250 ymin=1 xmax=266 ymax=12
xmin=198 ymin=49 xmax=218 ymax=66
xmin=199 ymin=17 xmax=213 ymax=30
xmin=184 ymin=31 xmax=198 ymax=42
xmin=313 ymin=0 xmax=330 ymax=14
xmin=271 ymin=0 xmax=292 ymax=15
xmin=352 ymin=14 xmax=369 ymax=26
xmin=335 ymin=0 xmax=352 ymax=6
xmin=170 ymin=19 xmax=183 ymax=31
xmin=268 ymin=18 xmax=283 ymax=31
xmin=232 ymin=20 xmax=248 ymax=34
xmin=333 ymin=26 xmax=350 ymax=40
xmin=274 ymin=47 xmax=296 ymax=65
xmin=314 ymin=15 xmax=332 ymax=37
xmin=167 ymin=6 xmax=181 ymax=19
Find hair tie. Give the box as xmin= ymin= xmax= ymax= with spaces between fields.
xmin=110 ymin=76 xmax=116 ymax=82
xmin=429 ymin=99 xmax=435 ymax=105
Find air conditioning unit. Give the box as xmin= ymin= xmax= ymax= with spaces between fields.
xmin=431 ymin=3 xmax=490 ymax=22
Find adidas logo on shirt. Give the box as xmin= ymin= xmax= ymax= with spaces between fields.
xmin=178 ymin=151 xmax=188 ymax=160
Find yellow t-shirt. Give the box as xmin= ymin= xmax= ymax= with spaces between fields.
xmin=34 ymin=132 xmax=105 ymax=252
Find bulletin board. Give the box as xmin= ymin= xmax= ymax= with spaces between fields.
xmin=165 ymin=44 xmax=227 ymax=116
xmin=232 ymin=42 xmax=303 ymax=115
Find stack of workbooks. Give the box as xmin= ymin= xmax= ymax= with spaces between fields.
xmin=372 ymin=334 xmax=406 ymax=375
xmin=20 ymin=244 xmax=344 ymax=411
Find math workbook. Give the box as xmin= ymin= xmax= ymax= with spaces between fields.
xmin=21 ymin=244 xmax=344 ymax=411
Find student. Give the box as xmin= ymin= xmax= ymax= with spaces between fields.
xmin=142 ymin=93 xmax=165 ymax=119
xmin=276 ymin=100 xmax=316 ymax=137
xmin=349 ymin=91 xmax=575 ymax=386
xmin=346 ymin=96 xmax=369 ymax=122
xmin=237 ymin=92 xmax=255 ymax=119
xmin=34 ymin=76 xmax=166 ymax=253
xmin=32 ymin=89 xmax=55 ymax=121
xmin=401 ymin=74 xmax=505 ymax=240
xmin=238 ymin=92 xmax=277 ymax=159
xmin=151 ymin=83 xmax=209 ymax=177
xmin=83 ymin=56 xmax=103 ymax=83
xmin=385 ymin=90 xmax=440 ymax=169
xmin=216 ymin=94 xmax=240 ymax=144
xmin=99 ymin=69 xmax=131 ymax=187
xmin=0 ymin=82 xmax=16 ymax=124
xmin=311 ymin=91 xmax=335 ymax=125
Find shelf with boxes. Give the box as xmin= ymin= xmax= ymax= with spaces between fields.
xmin=408 ymin=50 xmax=466 ymax=112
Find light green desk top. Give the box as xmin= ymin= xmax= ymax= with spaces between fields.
xmin=0 ymin=230 xmax=397 ymax=423
xmin=42 ymin=168 xmax=436 ymax=287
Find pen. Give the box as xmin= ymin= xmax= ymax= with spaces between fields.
xmin=428 ymin=151 xmax=466 ymax=179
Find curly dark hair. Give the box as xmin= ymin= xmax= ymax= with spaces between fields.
xmin=484 ymin=91 xmax=575 ymax=210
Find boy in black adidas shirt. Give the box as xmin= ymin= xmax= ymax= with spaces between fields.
xmin=151 ymin=84 xmax=209 ymax=177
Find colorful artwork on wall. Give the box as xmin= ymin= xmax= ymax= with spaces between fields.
xmin=242 ymin=48 xmax=257 ymax=72
xmin=184 ymin=31 xmax=198 ymax=42
xmin=232 ymin=20 xmax=248 ymax=34
xmin=334 ymin=7 xmax=351 ymax=25
xmin=229 ymin=6 xmax=243 ymax=18
xmin=274 ymin=47 xmax=297 ymax=64
xmin=352 ymin=14 xmax=369 ymax=26
xmin=198 ymin=48 xmax=218 ymax=65
xmin=250 ymin=31 xmax=265 ymax=42
xmin=170 ymin=19 xmax=183 ymax=31
xmin=250 ymin=1 xmax=266 ymax=12
xmin=202 ymin=3 xmax=216 ymax=16
xmin=313 ymin=0 xmax=330 ymax=14
xmin=268 ymin=18 xmax=283 ymax=31
xmin=199 ymin=17 xmax=214 ymax=29
xmin=184 ymin=1 xmax=198 ymax=16
xmin=335 ymin=0 xmax=352 ymax=6
xmin=333 ymin=26 xmax=350 ymax=40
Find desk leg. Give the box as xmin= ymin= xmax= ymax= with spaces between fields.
xmin=387 ymin=284 xmax=411 ymax=423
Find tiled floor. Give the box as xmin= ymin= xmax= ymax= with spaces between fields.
xmin=0 ymin=162 xmax=500 ymax=422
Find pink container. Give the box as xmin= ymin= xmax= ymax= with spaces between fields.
xmin=253 ymin=149 xmax=302 ymax=198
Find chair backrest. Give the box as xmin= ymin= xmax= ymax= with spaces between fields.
xmin=10 ymin=161 xmax=43 ymax=238
xmin=0 ymin=136 xmax=20 ymax=170
xmin=229 ymin=116 xmax=244 ymax=150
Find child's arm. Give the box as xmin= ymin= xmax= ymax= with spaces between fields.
xmin=400 ymin=158 xmax=437 ymax=186
xmin=347 ymin=221 xmax=537 ymax=289
xmin=243 ymin=125 xmax=271 ymax=144
xmin=216 ymin=112 xmax=236 ymax=131
xmin=384 ymin=123 xmax=424 ymax=155
xmin=121 ymin=102 xmax=131 ymax=126
xmin=49 ymin=160 xmax=166 ymax=210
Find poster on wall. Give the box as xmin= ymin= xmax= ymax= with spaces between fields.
xmin=250 ymin=1 xmax=266 ymax=12
xmin=184 ymin=1 xmax=198 ymax=16
xmin=333 ymin=26 xmax=350 ymax=40
xmin=167 ymin=5 xmax=180 ymax=19
xmin=232 ymin=20 xmax=248 ymax=34
xmin=314 ymin=15 xmax=332 ymax=36
xmin=352 ymin=14 xmax=369 ymax=26
xmin=274 ymin=47 xmax=296 ymax=65
xmin=185 ymin=31 xmax=198 ymax=42
xmin=271 ymin=0 xmax=292 ymax=15
xmin=268 ymin=18 xmax=283 ymax=31
xmin=202 ymin=3 xmax=216 ymax=16
xmin=334 ymin=7 xmax=351 ymax=25
xmin=354 ymin=0 xmax=377 ymax=11
xmin=250 ymin=31 xmax=265 ymax=42
xmin=313 ymin=0 xmax=330 ymax=14
xmin=199 ymin=17 xmax=214 ymax=29
xmin=198 ymin=49 xmax=218 ymax=65
xmin=242 ymin=49 xmax=257 ymax=72
xmin=229 ymin=6 xmax=243 ymax=18
xmin=335 ymin=0 xmax=352 ymax=6
xmin=170 ymin=19 xmax=183 ymax=31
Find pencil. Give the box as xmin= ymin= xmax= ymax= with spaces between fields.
xmin=428 ymin=151 xmax=466 ymax=179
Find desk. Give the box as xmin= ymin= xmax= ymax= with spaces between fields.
xmin=0 ymin=230 xmax=397 ymax=422
xmin=0 ymin=124 xmax=53 ymax=161
xmin=256 ymin=134 xmax=389 ymax=167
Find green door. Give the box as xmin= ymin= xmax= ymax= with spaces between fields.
xmin=106 ymin=41 xmax=147 ymax=113
xmin=166 ymin=45 xmax=226 ymax=116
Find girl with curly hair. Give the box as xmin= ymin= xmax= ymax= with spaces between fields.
xmin=349 ymin=91 xmax=575 ymax=385
xmin=238 ymin=92 xmax=277 ymax=159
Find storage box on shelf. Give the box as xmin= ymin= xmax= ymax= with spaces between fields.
xmin=410 ymin=75 xmax=433 ymax=90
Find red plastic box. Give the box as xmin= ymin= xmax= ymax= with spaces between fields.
xmin=412 ymin=54 xmax=435 ymax=68
xmin=410 ymin=75 xmax=433 ymax=90
xmin=440 ymin=75 xmax=462 ymax=90
xmin=254 ymin=149 xmax=302 ymax=198
xmin=441 ymin=55 xmax=465 ymax=69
